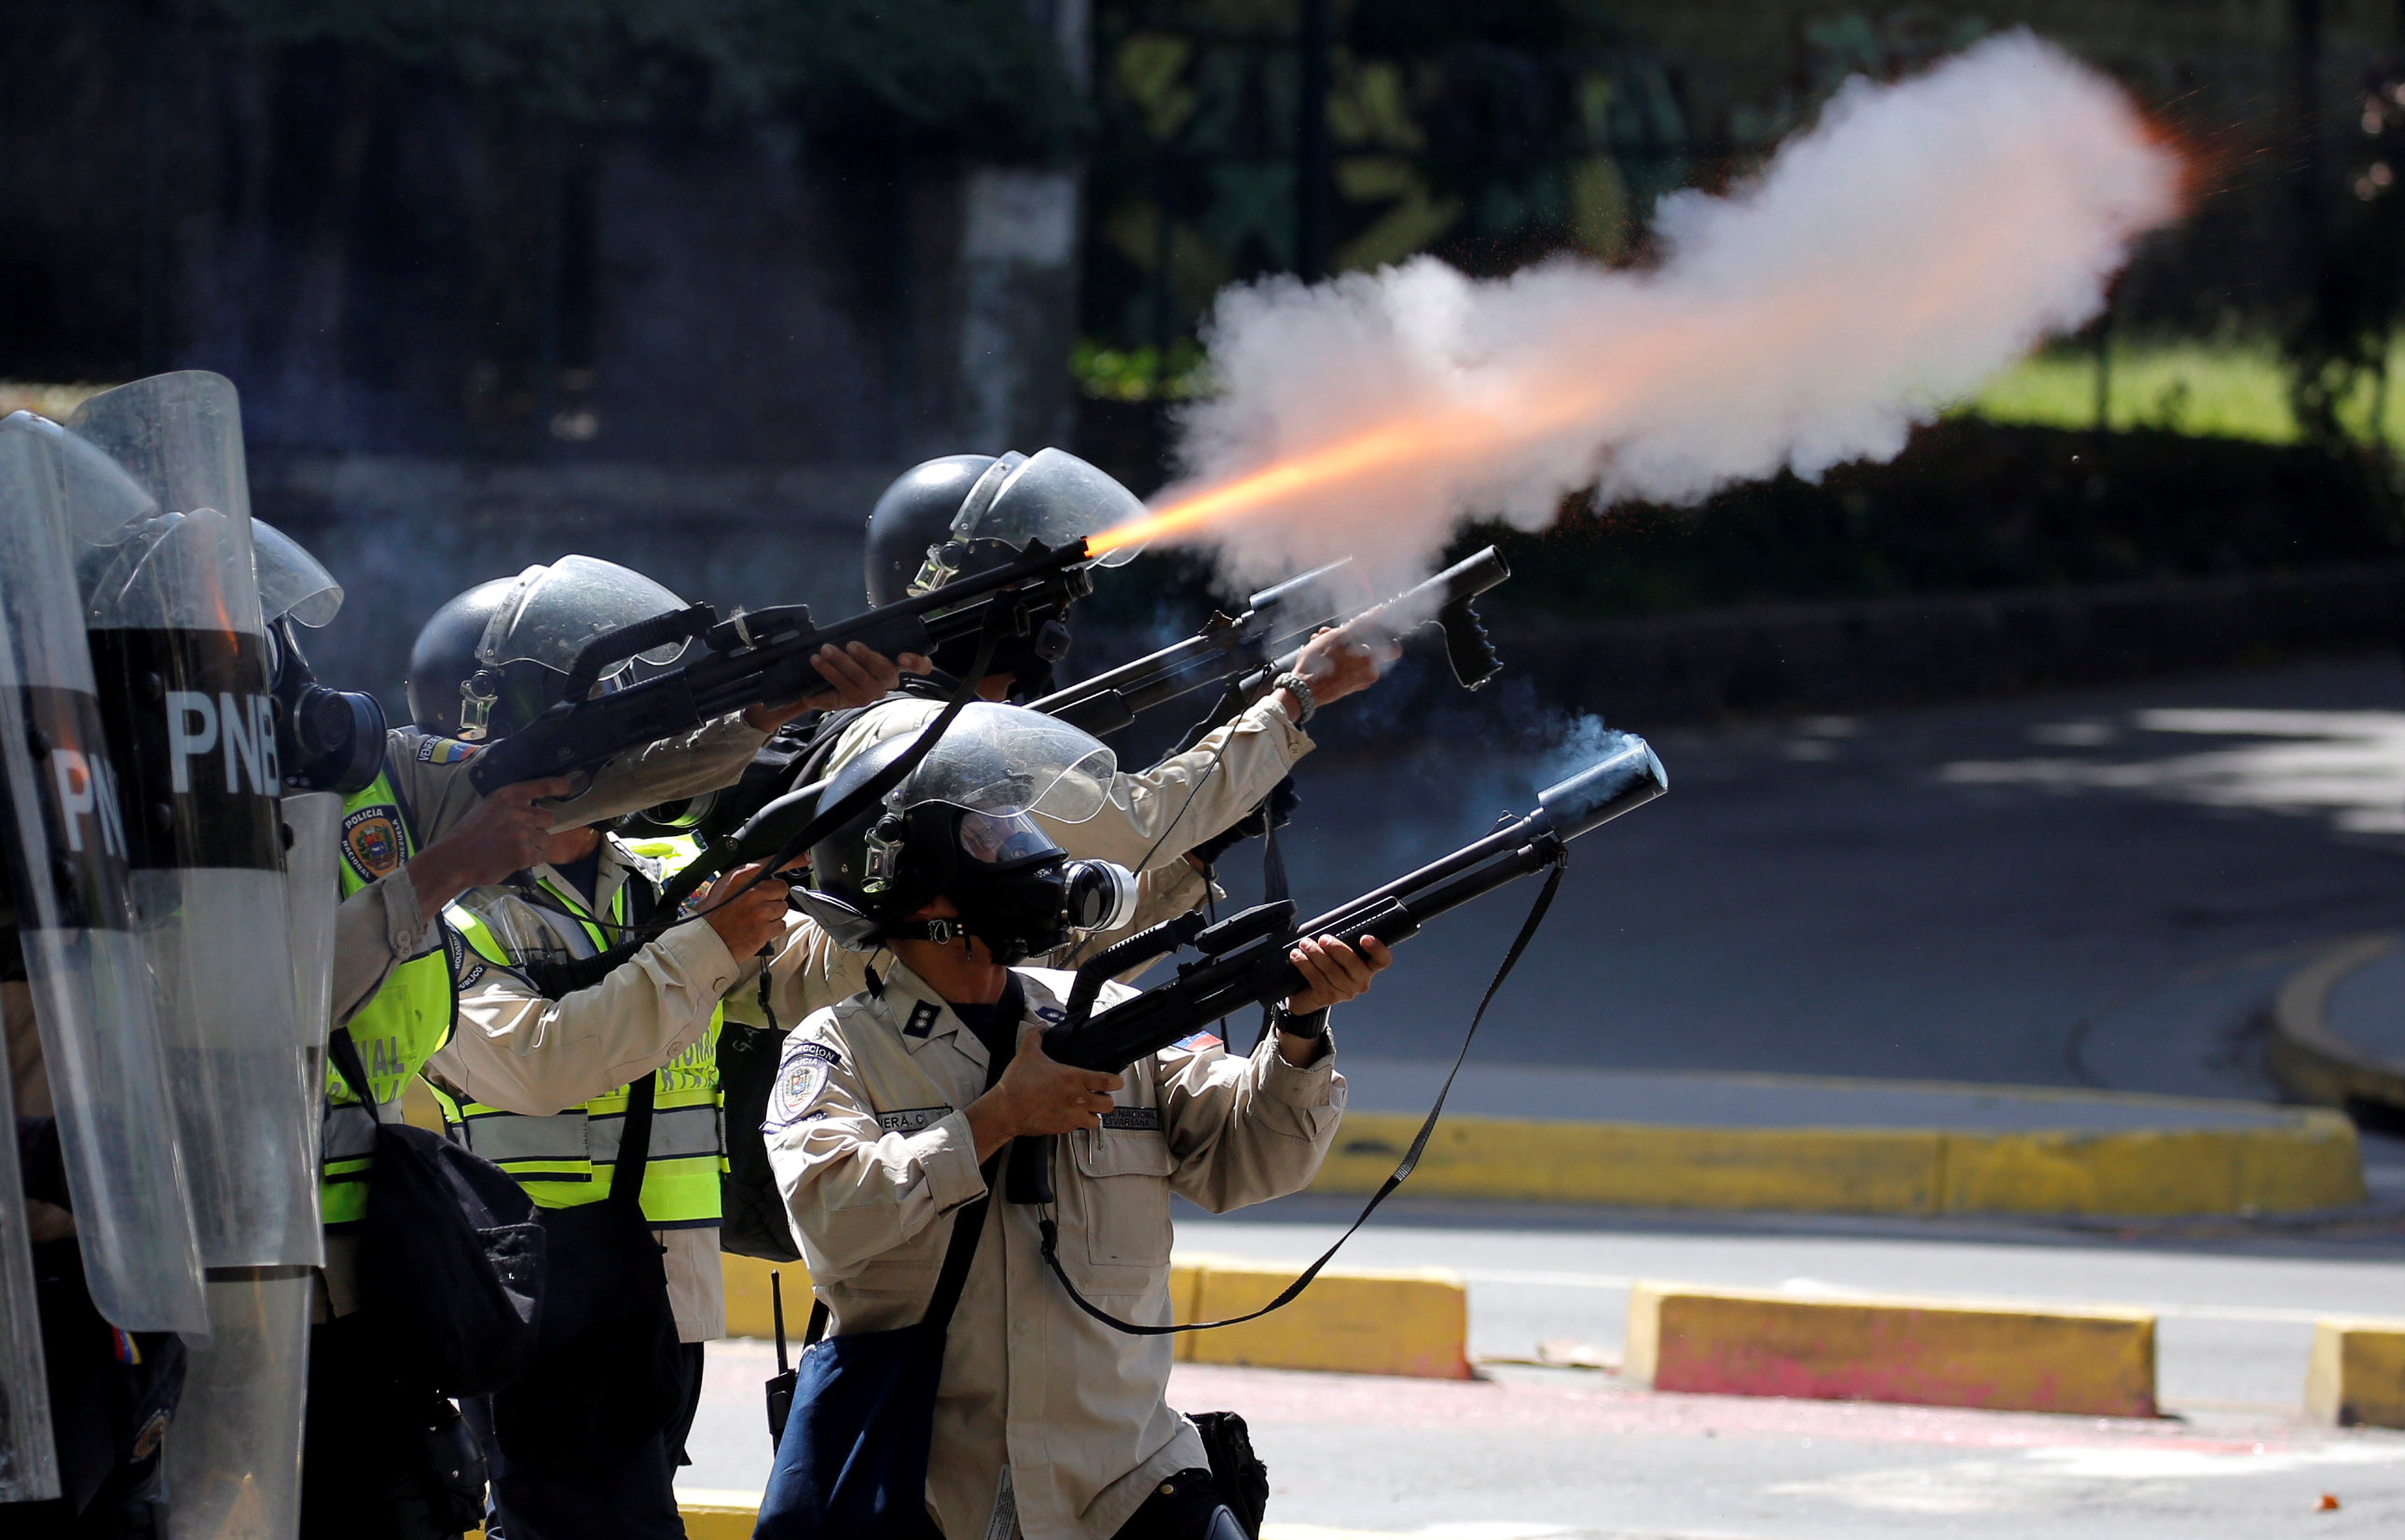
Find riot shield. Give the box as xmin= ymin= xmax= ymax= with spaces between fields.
xmin=0 ymin=1038 xmax=61 ymax=1503
xmin=158 ymin=797 xmax=340 ymax=1539
xmin=67 ymin=374 xmax=317 ymax=1540
xmin=65 ymin=373 xmax=319 ymax=1270
xmin=0 ymin=414 xmax=208 ymax=1339
xmin=162 ymin=1270 xmax=313 ymax=1540
xmin=283 ymin=791 xmax=340 ymax=1062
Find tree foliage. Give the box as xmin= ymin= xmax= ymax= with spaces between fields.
xmin=221 ymin=0 xmax=1083 ymax=155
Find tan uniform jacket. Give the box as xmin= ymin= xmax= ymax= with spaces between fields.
xmin=422 ymin=838 xmax=735 ymax=1341
xmin=331 ymin=716 xmax=769 ymax=1026
xmin=817 ymin=694 xmax=1311 ymax=873
xmin=766 ymin=963 xmax=1344 ymax=1540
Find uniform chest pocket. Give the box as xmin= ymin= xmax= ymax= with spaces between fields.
xmin=1067 ymin=1125 xmax=1176 ymax=1276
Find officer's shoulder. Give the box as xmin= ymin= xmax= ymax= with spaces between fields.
xmin=388 ymin=724 xmax=484 ymax=769
xmin=1156 ymin=1024 xmax=1228 ymax=1063
xmin=807 ymin=997 xmax=870 ymax=1047
xmin=857 ymin=694 xmax=943 ymax=732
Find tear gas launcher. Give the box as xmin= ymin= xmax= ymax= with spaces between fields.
xmin=646 ymin=546 xmax=1517 ymax=908
xmin=1028 ymin=544 xmax=1513 ymax=738
xmin=1045 ymin=730 xmax=1668 ymax=1073
xmin=999 ymin=731 xmax=1668 ymax=1207
xmin=466 ymin=538 xmax=1093 ymax=794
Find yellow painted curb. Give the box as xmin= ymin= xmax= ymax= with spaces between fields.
xmin=675 ymin=1490 xmax=765 ymax=1540
xmin=2271 ymin=934 xmax=2405 ymax=1113
xmin=723 ymin=1250 xmax=1468 ymax=1379
xmin=2307 ymin=1317 xmax=2405 ymax=1428
xmin=1173 ymin=1252 xmax=1471 ymax=1379
xmin=605 ymin=1496 xmax=1510 ymax=1540
xmin=1312 ymin=1095 xmax=2363 ymax=1217
xmin=722 ymin=1252 xmax=808 ymax=1343
xmin=1626 ymin=1280 xmax=2157 ymax=1417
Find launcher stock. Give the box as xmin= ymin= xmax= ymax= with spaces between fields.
xmin=467 ymin=538 xmax=1094 ymax=793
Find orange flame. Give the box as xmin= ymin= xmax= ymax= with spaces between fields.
xmin=1086 ymin=283 xmax=1853 ymax=558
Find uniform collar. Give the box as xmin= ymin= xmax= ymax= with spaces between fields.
xmin=873 ymin=960 xmax=1051 ymax=1071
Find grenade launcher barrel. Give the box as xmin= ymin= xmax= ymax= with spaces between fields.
xmin=1040 ymin=731 xmax=1670 ymax=1075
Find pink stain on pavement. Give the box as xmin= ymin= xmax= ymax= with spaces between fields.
xmin=1168 ymin=1365 xmax=2293 ymax=1457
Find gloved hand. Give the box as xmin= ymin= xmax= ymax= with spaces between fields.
xmin=1188 ymin=775 xmax=1300 ymax=870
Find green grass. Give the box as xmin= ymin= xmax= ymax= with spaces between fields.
xmin=1962 ymin=337 xmax=2405 ymax=447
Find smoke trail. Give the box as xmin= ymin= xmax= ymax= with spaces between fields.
xmin=1142 ymin=33 xmax=2184 ymax=593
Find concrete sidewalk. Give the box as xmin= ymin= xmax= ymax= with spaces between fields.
xmin=1316 ymin=1056 xmax=2363 ymax=1217
xmin=681 ymin=1205 xmax=2405 ymax=1535
xmin=1340 ymin=1057 xmax=2321 ymax=1133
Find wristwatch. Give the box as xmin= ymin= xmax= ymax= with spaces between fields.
xmin=1271 ymin=1004 xmax=1329 ymax=1041
xmin=1271 ymin=670 xmax=1317 ymax=726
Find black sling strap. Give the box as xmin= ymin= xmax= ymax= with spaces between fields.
xmin=803 ymin=993 xmax=1015 ymax=1348
xmin=1036 ymin=852 xmax=1569 ymax=1336
xmin=612 ymin=1068 xmax=657 ymax=1207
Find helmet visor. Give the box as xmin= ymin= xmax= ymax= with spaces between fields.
xmin=251 ymin=519 xmax=343 ymax=629
xmin=950 ymin=447 xmax=1146 ymax=570
xmin=892 ymin=702 xmax=1117 ymax=825
xmin=476 ymin=556 xmax=690 ymax=675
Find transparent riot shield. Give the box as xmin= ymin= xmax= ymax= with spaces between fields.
xmin=162 ymin=1270 xmax=312 ymax=1540
xmin=0 ymin=414 xmax=209 ymax=1338
xmin=67 ymin=374 xmax=316 ymax=1540
xmin=163 ymin=797 xmax=340 ymax=1538
xmin=282 ymin=792 xmax=340 ymax=1063
xmin=0 ymin=1044 xmax=61 ymax=1502
xmin=282 ymin=792 xmax=339 ymax=1212
xmin=65 ymin=374 xmax=319 ymax=1270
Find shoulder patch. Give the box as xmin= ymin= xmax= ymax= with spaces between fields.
xmin=1033 ymin=1004 xmax=1066 ymax=1024
xmin=901 ymin=1000 xmax=943 ymax=1039
xmin=875 ymin=1106 xmax=953 ymax=1134
xmin=416 ymin=736 xmax=482 ymax=765
xmin=1099 ymin=1107 xmax=1163 ymax=1133
xmin=1170 ymin=1031 xmax=1223 ymax=1054
xmin=341 ymin=804 xmax=405 ymax=882
xmin=770 ymin=1041 xmax=843 ymax=1128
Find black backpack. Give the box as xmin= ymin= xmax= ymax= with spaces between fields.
xmin=332 ymin=1030 xmax=547 ymax=1396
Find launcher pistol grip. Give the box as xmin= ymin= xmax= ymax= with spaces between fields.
xmin=1005 ymin=1134 xmax=1054 ymax=1205
xmin=1437 ymin=596 xmax=1502 ymax=690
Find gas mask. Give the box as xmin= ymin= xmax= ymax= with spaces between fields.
xmin=865 ymin=802 xmax=1136 ymax=964
xmin=266 ymin=616 xmax=387 ymax=793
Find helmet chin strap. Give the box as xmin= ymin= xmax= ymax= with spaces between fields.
xmin=887 ymin=915 xmax=1032 ymax=963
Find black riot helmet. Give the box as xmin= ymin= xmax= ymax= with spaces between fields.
xmin=860 ymin=448 xmax=1148 ymax=699
xmin=252 ymin=519 xmax=388 ymax=793
xmin=796 ymin=702 xmax=1139 ymax=962
xmin=405 ymin=556 xmax=691 ymax=741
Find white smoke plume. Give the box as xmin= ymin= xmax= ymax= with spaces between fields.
xmin=1141 ymin=32 xmax=2185 ymax=595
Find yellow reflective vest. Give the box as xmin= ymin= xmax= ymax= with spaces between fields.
xmin=430 ymin=850 xmax=726 ymax=1228
xmin=322 ymin=771 xmax=456 ymax=1227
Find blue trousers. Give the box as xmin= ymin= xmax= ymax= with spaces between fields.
xmin=464 ymin=1341 xmax=705 ymax=1540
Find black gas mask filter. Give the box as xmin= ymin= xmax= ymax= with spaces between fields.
xmin=267 ymin=616 xmax=388 ymax=794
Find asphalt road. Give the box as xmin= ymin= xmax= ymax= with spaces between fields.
xmin=674 ymin=656 xmax=2405 ymax=1534
xmin=681 ymin=1197 xmax=2405 ymax=1535
xmin=1224 ymin=655 xmax=2405 ymax=1093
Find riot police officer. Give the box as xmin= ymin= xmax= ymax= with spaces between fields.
xmin=398 ymin=564 xmax=857 ymax=1540
xmin=300 ymin=555 xmax=910 ymax=1539
xmin=757 ymin=705 xmax=1389 ymax=1540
